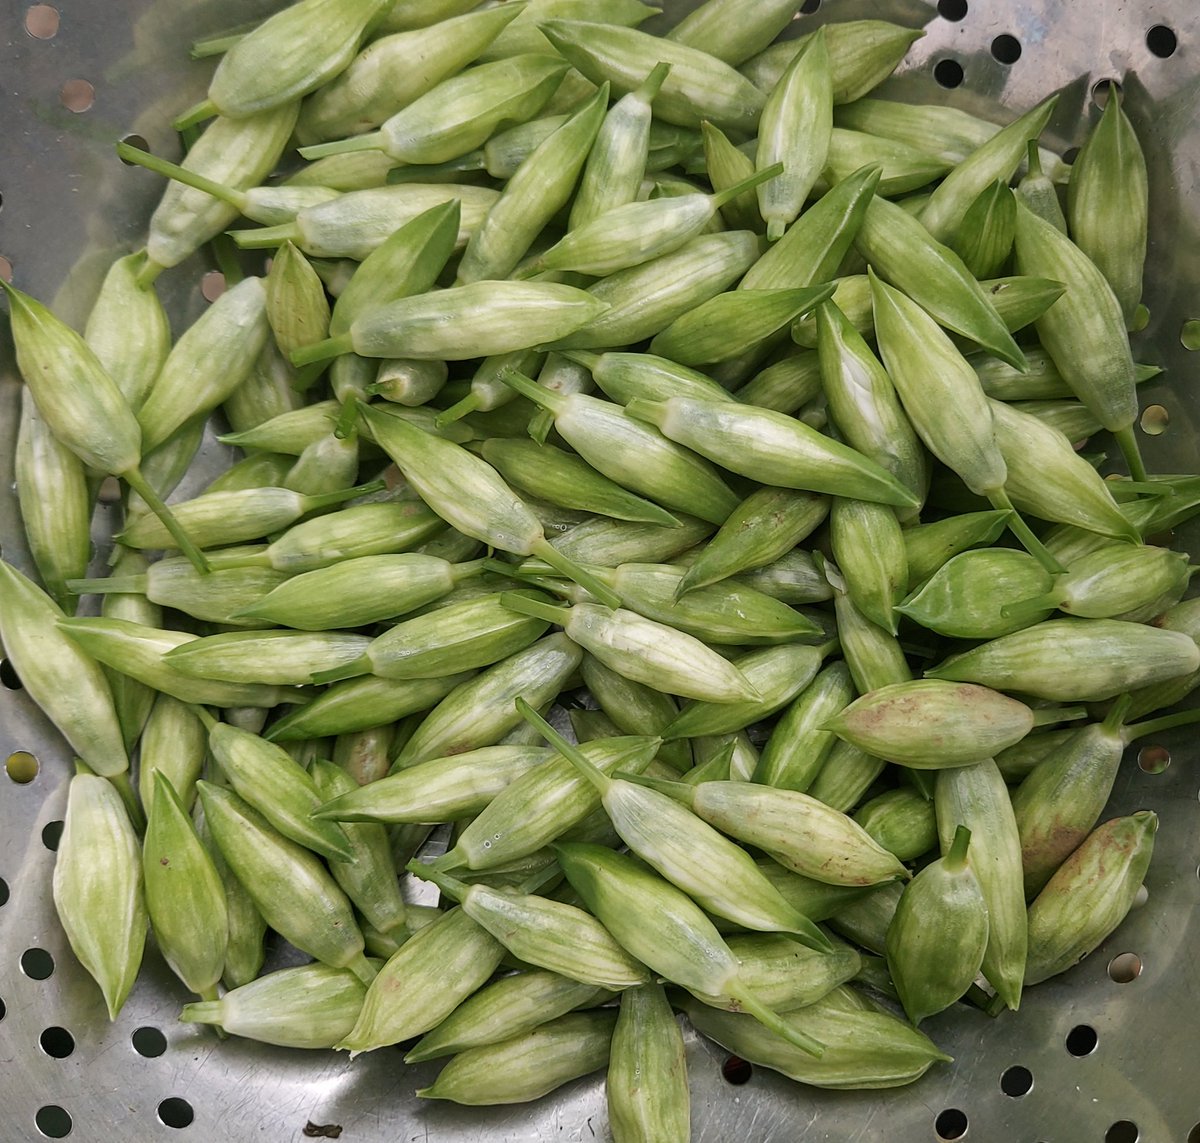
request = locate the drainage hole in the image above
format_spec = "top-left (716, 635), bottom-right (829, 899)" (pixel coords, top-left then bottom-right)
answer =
top-left (7, 750), bottom-right (40, 783)
top-left (21, 947), bottom-right (55, 980)
top-left (59, 79), bottom-right (94, 113)
top-left (935, 1107), bottom-right (969, 1139)
top-left (40, 1026), bottom-right (75, 1058)
top-left (1107, 952), bottom-right (1142, 983)
top-left (1106, 1122), bottom-right (1139, 1143)
top-left (1066, 1023), bottom-right (1098, 1056)
top-left (991, 34), bottom-right (1021, 64)
top-left (158, 1098), bottom-right (195, 1129)
top-left (1139, 405), bottom-right (1169, 436)
top-left (934, 59), bottom-right (965, 88)
top-left (117, 134), bottom-right (150, 163)
top-left (200, 270), bottom-right (226, 302)
top-left (1146, 25), bottom-right (1177, 58)
top-left (25, 5), bottom-right (60, 38)
top-left (1091, 78), bottom-right (1122, 108)
top-left (1136, 744), bottom-right (1170, 773)
top-left (133, 1026), bottom-right (168, 1057)
top-left (42, 820), bottom-right (65, 851)
top-left (1000, 1064), bottom-right (1033, 1096)
top-left (721, 1055), bottom-right (753, 1085)
top-left (35, 1106), bottom-right (72, 1138)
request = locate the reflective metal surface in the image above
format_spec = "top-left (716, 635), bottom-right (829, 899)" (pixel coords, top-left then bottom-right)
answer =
top-left (2, 1), bottom-right (1199, 1140)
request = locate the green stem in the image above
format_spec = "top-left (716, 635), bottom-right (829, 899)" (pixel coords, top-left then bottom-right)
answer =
top-left (405, 858), bottom-right (468, 902)
top-left (108, 771), bottom-right (145, 833)
top-left (515, 697), bottom-right (610, 795)
top-left (497, 368), bottom-right (563, 414)
top-left (179, 1000), bottom-right (222, 1025)
top-left (1029, 705), bottom-right (1088, 727)
top-left (634, 60), bottom-right (672, 102)
top-left (1025, 139), bottom-right (1043, 178)
top-left (115, 140), bottom-right (245, 209)
top-left (498, 591), bottom-right (571, 626)
top-left (334, 396), bottom-right (360, 440)
top-left (298, 132), bottom-right (386, 161)
top-left (1115, 425), bottom-right (1149, 483)
top-left (710, 161), bottom-right (784, 211)
top-left (729, 985), bottom-right (825, 1058)
top-left (227, 223), bottom-right (299, 251)
top-left (433, 391), bottom-right (481, 429)
top-left (987, 488), bottom-right (1064, 575)
top-left (615, 769), bottom-right (695, 804)
top-left (291, 332), bottom-right (355, 367)
top-left (1102, 693), bottom-right (1133, 734)
top-left (122, 466), bottom-right (210, 574)
top-left (528, 539), bottom-right (622, 609)
top-left (172, 98), bottom-right (218, 133)
top-left (1124, 704), bottom-right (1200, 742)
top-left (450, 558), bottom-right (488, 583)
top-left (191, 706), bottom-right (218, 734)
top-left (310, 655), bottom-right (371, 686)
top-left (998, 592), bottom-right (1059, 621)
top-left (65, 575), bottom-right (146, 595)
top-left (944, 824), bottom-right (972, 872)
top-left (302, 478), bottom-right (386, 513)
top-left (190, 29), bottom-right (248, 58)
top-left (346, 952), bottom-right (378, 987)
top-left (527, 407), bottom-right (555, 445)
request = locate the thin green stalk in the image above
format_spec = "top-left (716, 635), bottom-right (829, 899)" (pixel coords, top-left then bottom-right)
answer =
top-left (172, 98), bottom-right (218, 133)
top-left (123, 467), bottom-right (210, 574)
top-left (1124, 704), bottom-right (1200, 741)
top-left (1029, 705), bottom-right (1088, 727)
top-left (1115, 426), bottom-right (1149, 483)
top-left (299, 133), bottom-right (386, 161)
top-left (515, 697), bottom-right (610, 796)
top-left (527, 540), bottom-right (622, 610)
top-left (944, 824), bottom-right (972, 872)
top-left (988, 488), bottom-right (1065, 575)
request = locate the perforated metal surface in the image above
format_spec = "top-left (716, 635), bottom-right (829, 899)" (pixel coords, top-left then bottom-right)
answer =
top-left (2, 1), bottom-right (1199, 1140)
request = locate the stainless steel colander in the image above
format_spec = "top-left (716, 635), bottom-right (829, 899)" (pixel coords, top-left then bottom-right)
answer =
top-left (2, 1), bottom-right (1198, 1139)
